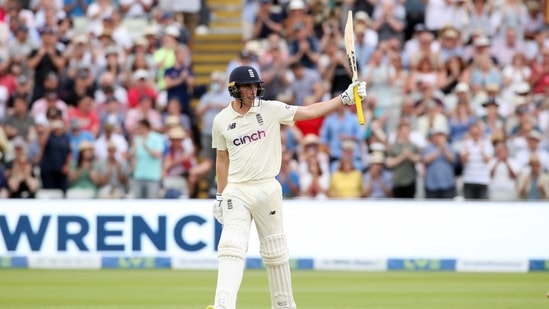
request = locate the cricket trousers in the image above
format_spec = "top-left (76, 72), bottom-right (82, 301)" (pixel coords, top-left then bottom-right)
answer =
top-left (213, 177), bottom-right (297, 309)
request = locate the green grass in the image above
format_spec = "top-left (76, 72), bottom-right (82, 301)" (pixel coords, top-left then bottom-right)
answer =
top-left (0, 270), bottom-right (548, 308)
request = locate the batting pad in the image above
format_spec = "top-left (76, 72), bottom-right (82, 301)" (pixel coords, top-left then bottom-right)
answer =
top-left (260, 234), bottom-right (296, 309)
top-left (218, 224), bottom-right (248, 259)
top-left (214, 225), bottom-right (249, 309)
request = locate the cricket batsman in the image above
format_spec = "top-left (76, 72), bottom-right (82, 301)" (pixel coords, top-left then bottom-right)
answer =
top-left (207, 65), bottom-right (366, 309)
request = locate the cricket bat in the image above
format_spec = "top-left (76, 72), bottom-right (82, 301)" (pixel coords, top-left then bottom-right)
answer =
top-left (344, 10), bottom-right (365, 126)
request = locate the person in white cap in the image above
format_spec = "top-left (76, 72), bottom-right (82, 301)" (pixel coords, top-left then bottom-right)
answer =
top-left (515, 130), bottom-right (549, 172)
top-left (283, 0), bottom-right (313, 42)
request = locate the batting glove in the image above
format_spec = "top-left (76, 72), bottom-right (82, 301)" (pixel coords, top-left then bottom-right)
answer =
top-left (213, 194), bottom-right (223, 224)
top-left (340, 81), bottom-right (367, 105)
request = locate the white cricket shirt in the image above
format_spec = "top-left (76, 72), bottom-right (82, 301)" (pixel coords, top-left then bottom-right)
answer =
top-left (212, 99), bottom-right (298, 183)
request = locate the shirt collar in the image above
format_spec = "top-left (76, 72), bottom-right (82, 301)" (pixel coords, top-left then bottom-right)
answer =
top-left (228, 100), bottom-right (259, 118)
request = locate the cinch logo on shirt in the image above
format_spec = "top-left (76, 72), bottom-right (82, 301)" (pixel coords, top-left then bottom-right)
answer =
top-left (233, 130), bottom-right (266, 146)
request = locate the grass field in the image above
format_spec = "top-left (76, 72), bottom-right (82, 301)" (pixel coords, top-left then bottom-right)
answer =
top-left (0, 270), bottom-right (548, 309)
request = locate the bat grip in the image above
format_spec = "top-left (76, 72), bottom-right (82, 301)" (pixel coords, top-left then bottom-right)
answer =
top-left (353, 86), bottom-right (365, 125)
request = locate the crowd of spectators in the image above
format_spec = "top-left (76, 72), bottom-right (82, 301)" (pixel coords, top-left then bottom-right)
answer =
top-left (241, 0), bottom-right (549, 201)
top-left (0, 0), bottom-right (548, 201)
top-left (0, 0), bottom-right (212, 199)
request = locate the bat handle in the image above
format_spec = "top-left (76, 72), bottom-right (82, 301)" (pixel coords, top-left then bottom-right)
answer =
top-left (353, 85), bottom-right (365, 125)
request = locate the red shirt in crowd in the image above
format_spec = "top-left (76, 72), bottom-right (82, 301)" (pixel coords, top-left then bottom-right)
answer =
top-left (530, 63), bottom-right (549, 94)
top-left (68, 108), bottom-right (100, 135)
top-left (296, 117), bottom-right (325, 137)
top-left (127, 87), bottom-right (157, 109)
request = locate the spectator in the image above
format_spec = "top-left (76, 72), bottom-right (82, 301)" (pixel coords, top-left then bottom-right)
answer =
top-left (253, 0), bottom-right (283, 40)
top-left (517, 154), bottom-right (549, 200)
top-left (4, 95), bottom-right (35, 140)
top-left (299, 156), bottom-right (330, 199)
top-left (163, 126), bottom-right (198, 197)
top-left (8, 24), bottom-right (35, 67)
top-left (95, 72), bottom-right (128, 108)
top-left (492, 27), bottom-right (527, 67)
top-left (319, 104), bottom-right (362, 163)
top-left (63, 0), bottom-right (92, 17)
top-left (69, 95), bottom-right (100, 137)
top-left (525, 29), bottom-right (547, 63)
top-left (195, 70), bottom-right (231, 187)
top-left (407, 26), bottom-right (442, 70)
top-left (125, 95), bottom-right (162, 134)
top-left (62, 67), bottom-right (96, 107)
top-left (530, 47), bottom-right (549, 96)
top-left (440, 55), bottom-right (468, 95)
top-left (119, 0), bottom-right (153, 18)
top-left (502, 52), bottom-right (531, 100)
top-left (467, 0), bottom-right (494, 40)
top-left (6, 138), bottom-right (38, 198)
top-left (129, 119), bottom-right (164, 199)
top-left (95, 45), bottom-right (125, 86)
top-left (362, 152), bottom-right (392, 198)
top-left (386, 120), bottom-right (420, 198)
top-left (277, 148), bottom-right (300, 198)
top-left (468, 54), bottom-right (503, 93)
top-left (406, 55), bottom-right (445, 94)
top-left (460, 122), bottom-right (494, 200)
top-left (164, 46), bottom-right (195, 114)
top-left (361, 48), bottom-right (393, 114)
top-left (162, 99), bottom-right (191, 133)
top-left (260, 42), bottom-right (291, 101)
top-left (3, 136), bottom-right (31, 177)
top-left (63, 35), bottom-right (93, 78)
top-left (283, 0), bottom-right (314, 43)
top-left (31, 90), bottom-right (68, 123)
top-left (27, 27), bottom-right (65, 102)
top-left (153, 25), bottom-right (182, 90)
top-left (479, 98), bottom-right (505, 139)
top-left (288, 22), bottom-right (320, 69)
top-left (371, 0), bottom-right (406, 44)
top-left (86, 0), bottom-right (115, 34)
top-left (328, 148), bottom-right (363, 199)
top-left (494, 0), bottom-right (528, 42)
top-left (415, 84), bottom-right (448, 139)
top-left (448, 99), bottom-right (476, 146)
top-left (95, 141), bottom-right (131, 199)
top-left (489, 139), bottom-right (519, 201)
top-left (68, 140), bottom-right (99, 193)
top-left (318, 38), bottom-right (352, 98)
top-left (523, 1), bottom-right (545, 40)
top-left (94, 122), bottom-right (128, 162)
top-left (127, 69), bottom-right (157, 109)
top-left (38, 119), bottom-right (71, 194)
top-left (515, 130), bottom-right (549, 172)
top-left (288, 61), bottom-right (323, 108)
top-left (353, 23), bottom-right (375, 73)
top-left (422, 127), bottom-right (457, 199)
top-left (67, 118), bottom-right (94, 161)
top-left (9, 76), bottom-right (33, 109)
top-left (98, 96), bottom-right (127, 137)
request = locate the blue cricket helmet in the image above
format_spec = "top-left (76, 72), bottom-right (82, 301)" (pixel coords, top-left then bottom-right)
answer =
top-left (228, 66), bottom-right (264, 99)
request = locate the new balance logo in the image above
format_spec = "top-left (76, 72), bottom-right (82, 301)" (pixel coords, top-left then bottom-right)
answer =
top-left (227, 199), bottom-right (233, 210)
top-left (256, 113), bottom-right (264, 125)
top-left (227, 123), bottom-right (236, 130)
top-left (269, 210), bottom-right (276, 215)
